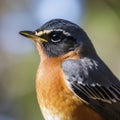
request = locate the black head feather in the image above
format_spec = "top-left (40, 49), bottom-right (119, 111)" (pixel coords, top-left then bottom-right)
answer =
top-left (36, 19), bottom-right (96, 57)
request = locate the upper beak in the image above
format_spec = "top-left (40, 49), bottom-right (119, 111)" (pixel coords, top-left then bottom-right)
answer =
top-left (19, 31), bottom-right (47, 43)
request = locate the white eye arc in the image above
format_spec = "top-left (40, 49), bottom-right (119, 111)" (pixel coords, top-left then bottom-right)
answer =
top-left (50, 32), bottom-right (62, 43)
top-left (51, 39), bottom-right (61, 43)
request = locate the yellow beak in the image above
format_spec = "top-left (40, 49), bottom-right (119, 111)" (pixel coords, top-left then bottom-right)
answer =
top-left (19, 31), bottom-right (48, 43)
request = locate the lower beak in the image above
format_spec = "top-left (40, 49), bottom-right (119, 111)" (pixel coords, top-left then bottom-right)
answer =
top-left (19, 31), bottom-right (47, 43)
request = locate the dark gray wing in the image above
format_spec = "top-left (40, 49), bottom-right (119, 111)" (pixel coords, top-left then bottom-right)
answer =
top-left (62, 57), bottom-right (120, 120)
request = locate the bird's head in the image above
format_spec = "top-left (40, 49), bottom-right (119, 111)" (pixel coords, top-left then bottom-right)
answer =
top-left (19, 19), bottom-right (96, 58)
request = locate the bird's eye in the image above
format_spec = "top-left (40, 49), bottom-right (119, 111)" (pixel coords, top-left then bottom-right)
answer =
top-left (50, 32), bottom-right (62, 42)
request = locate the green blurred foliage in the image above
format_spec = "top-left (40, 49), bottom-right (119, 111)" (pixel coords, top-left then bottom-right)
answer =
top-left (0, 51), bottom-right (44, 120)
top-left (84, 0), bottom-right (120, 78)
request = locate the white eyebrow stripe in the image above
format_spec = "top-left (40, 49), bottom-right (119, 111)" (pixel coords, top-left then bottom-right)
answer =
top-left (55, 29), bottom-right (71, 36)
top-left (35, 29), bottom-right (71, 36)
top-left (35, 30), bottom-right (51, 36)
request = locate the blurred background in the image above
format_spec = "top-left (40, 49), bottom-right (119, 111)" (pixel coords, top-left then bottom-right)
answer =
top-left (0, 0), bottom-right (120, 120)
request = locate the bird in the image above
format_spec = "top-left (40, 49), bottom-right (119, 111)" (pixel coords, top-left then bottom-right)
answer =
top-left (19, 19), bottom-right (120, 120)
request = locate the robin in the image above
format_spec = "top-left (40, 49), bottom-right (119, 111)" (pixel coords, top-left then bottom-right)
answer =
top-left (19, 19), bottom-right (120, 120)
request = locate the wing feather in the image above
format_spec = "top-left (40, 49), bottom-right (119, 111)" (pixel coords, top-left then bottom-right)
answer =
top-left (62, 57), bottom-right (120, 120)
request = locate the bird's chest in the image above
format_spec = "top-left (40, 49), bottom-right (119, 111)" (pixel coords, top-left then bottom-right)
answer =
top-left (36, 60), bottom-right (104, 120)
top-left (36, 61), bottom-right (81, 119)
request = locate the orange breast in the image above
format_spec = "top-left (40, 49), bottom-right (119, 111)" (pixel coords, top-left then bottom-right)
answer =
top-left (36, 56), bottom-right (104, 120)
